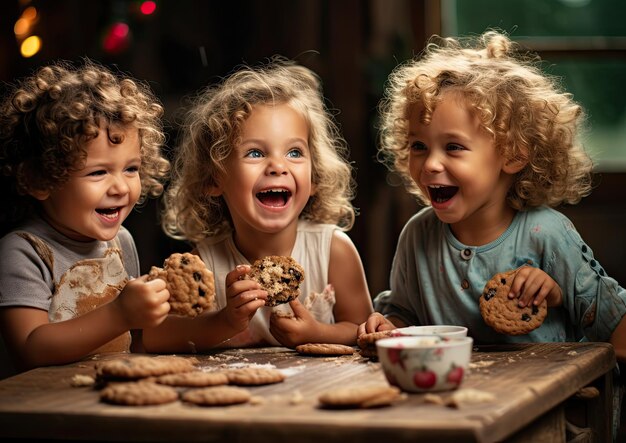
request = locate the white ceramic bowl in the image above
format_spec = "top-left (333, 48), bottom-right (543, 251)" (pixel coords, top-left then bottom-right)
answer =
top-left (394, 325), bottom-right (468, 338)
top-left (377, 335), bottom-right (473, 393)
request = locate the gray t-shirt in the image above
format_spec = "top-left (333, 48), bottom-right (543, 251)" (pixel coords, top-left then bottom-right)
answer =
top-left (0, 215), bottom-right (139, 310)
top-left (375, 206), bottom-right (626, 344)
top-left (0, 215), bottom-right (139, 378)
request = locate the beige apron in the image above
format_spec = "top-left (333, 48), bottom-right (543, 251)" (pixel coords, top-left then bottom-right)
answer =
top-left (18, 233), bottom-right (131, 355)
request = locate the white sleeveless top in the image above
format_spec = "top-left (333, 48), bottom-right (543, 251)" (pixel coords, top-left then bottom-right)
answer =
top-left (196, 220), bottom-right (337, 346)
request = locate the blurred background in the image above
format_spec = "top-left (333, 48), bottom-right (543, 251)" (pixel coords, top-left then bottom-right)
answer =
top-left (1, 0), bottom-right (625, 296)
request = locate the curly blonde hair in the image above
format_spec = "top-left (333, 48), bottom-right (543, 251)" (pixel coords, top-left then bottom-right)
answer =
top-left (0, 59), bottom-right (169, 232)
top-left (162, 58), bottom-right (355, 242)
top-left (378, 30), bottom-right (593, 209)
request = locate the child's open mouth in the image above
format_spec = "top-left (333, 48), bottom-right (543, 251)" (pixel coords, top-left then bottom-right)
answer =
top-left (96, 207), bottom-right (122, 220)
top-left (428, 185), bottom-right (458, 203)
top-left (256, 189), bottom-right (291, 207)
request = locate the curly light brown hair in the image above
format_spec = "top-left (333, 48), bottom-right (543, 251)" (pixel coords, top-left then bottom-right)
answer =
top-left (378, 30), bottom-right (593, 209)
top-left (162, 57), bottom-right (355, 242)
top-left (0, 59), bottom-right (169, 233)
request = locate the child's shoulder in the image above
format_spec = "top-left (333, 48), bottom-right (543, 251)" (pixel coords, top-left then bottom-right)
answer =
top-left (404, 206), bottom-right (440, 230)
top-left (517, 206), bottom-right (584, 246)
top-left (518, 206), bottom-right (576, 231)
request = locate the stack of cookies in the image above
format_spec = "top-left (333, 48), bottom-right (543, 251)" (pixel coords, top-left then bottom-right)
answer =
top-left (94, 355), bottom-right (285, 407)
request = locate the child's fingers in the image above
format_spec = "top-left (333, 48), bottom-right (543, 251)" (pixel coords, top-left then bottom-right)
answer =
top-left (287, 299), bottom-right (307, 318)
top-left (232, 290), bottom-right (267, 309)
top-left (225, 264), bottom-right (251, 287)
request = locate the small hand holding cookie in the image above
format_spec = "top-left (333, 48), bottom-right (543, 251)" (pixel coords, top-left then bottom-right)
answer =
top-left (508, 266), bottom-right (563, 308)
top-left (115, 275), bottom-right (171, 329)
top-left (357, 312), bottom-right (397, 337)
top-left (222, 265), bottom-right (268, 333)
top-left (269, 299), bottom-right (321, 347)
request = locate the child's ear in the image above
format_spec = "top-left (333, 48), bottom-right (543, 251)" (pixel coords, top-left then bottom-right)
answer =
top-left (206, 185), bottom-right (222, 197)
top-left (503, 150), bottom-right (528, 174)
top-left (28, 188), bottom-right (50, 201)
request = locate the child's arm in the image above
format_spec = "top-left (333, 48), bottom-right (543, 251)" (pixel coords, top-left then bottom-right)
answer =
top-left (0, 277), bottom-right (169, 371)
top-left (142, 265), bottom-right (268, 353)
top-left (508, 266), bottom-right (563, 308)
top-left (269, 230), bottom-right (373, 346)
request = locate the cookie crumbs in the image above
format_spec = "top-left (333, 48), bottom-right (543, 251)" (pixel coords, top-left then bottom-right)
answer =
top-left (446, 389), bottom-right (496, 408)
top-left (567, 350), bottom-right (578, 356)
top-left (469, 360), bottom-right (495, 369)
top-left (249, 396), bottom-right (265, 405)
top-left (289, 390), bottom-right (304, 405)
top-left (70, 374), bottom-right (96, 387)
top-left (423, 393), bottom-right (445, 405)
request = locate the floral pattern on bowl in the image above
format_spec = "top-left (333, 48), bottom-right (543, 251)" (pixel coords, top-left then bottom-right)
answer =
top-left (377, 336), bottom-right (473, 393)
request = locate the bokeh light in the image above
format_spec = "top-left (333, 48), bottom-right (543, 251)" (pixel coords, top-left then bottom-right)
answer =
top-left (20, 35), bottom-right (41, 57)
top-left (140, 1), bottom-right (156, 15)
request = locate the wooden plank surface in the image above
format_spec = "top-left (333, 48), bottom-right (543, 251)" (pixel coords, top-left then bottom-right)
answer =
top-left (0, 342), bottom-right (616, 443)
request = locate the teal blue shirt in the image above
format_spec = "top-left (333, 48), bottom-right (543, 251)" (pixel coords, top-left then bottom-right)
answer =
top-left (375, 206), bottom-right (626, 344)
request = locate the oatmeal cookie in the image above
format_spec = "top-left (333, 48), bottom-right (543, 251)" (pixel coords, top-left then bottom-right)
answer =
top-left (244, 256), bottom-right (304, 306)
top-left (356, 329), bottom-right (398, 359)
top-left (100, 381), bottom-right (179, 406)
top-left (295, 343), bottom-right (355, 356)
top-left (479, 269), bottom-right (548, 335)
top-left (318, 385), bottom-right (402, 409)
top-left (95, 355), bottom-right (198, 380)
top-left (181, 386), bottom-right (251, 406)
top-left (155, 371), bottom-right (229, 387)
top-left (226, 367), bottom-right (286, 386)
top-left (148, 252), bottom-right (216, 317)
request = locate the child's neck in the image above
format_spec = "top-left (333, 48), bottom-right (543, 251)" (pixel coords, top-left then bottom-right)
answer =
top-left (450, 205), bottom-right (517, 247)
top-left (232, 224), bottom-right (298, 263)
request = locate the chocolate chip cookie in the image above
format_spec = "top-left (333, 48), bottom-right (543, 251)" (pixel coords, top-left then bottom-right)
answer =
top-left (479, 269), bottom-right (548, 335)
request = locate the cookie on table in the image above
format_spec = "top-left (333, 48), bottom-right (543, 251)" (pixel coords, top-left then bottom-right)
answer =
top-left (226, 367), bottom-right (286, 386)
top-left (295, 343), bottom-right (355, 356)
top-left (479, 269), bottom-right (548, 335)
top-left (244, 256), bottom-right (304, 306)
top-left (318, 385), bottom-right (402, 409)
top-left (182, 386), bottom-right (251, 406)
top-left (100, 381), bottom-right (179, 406)
top-left (155, 371), bottom-right (229, 387)
top-left (96, 355), bottom-right (198, 380)
top-left (356, 329), bottom-right (398, 359)
top-left (148, 252), bottom-right (216, 317)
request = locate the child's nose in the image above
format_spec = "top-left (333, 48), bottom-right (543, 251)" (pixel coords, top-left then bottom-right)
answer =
top-left (266, 157), bottom-right (288, 176)
top-left (108, 174), bottom-right (131, 194)
top-left (423, 151), bottom-right (444, 173)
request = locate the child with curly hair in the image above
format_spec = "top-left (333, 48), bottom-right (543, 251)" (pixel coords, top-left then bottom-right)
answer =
top-left (0, 60), bottom-right (171, 377)
top-left (359, 30), bottom-right (626, 359)
top-left (142, 58), bottom-right (372, 352)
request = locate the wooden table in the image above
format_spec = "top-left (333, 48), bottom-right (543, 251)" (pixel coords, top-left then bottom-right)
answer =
top-left (0, 342), bottom-right (616, 443)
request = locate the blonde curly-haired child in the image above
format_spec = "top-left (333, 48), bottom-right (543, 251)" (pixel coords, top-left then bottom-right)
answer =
top-left (143, 58), bottom-right (372, 352)
top-left (359, 31), bottom-right (626, 361)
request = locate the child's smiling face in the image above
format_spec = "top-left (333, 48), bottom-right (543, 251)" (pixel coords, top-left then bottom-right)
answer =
top-left (407, 91), bottom-right (517, 236)
top-left (214, 103), bottom-right (314, 237)
top-left (34, 124), bottom-right (142, 242)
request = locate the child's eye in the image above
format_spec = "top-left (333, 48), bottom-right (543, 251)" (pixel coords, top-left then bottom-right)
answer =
top-left (410, 141), bottom-right (426, 151)
top-left (88, 170), bottom-right (106, 177)
top-left (125, 166), bottom-right (140, 174)
top-left (287, 148), bottom-right (303, 158)
top-left (446, 143), bottom-right (465, 152)
top-left (245, 149), bottom-right (263, 159)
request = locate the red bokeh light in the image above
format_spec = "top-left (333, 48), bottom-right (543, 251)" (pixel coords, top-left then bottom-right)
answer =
top-left (140, 1), bottom-right (157, 15)
top-left (103, 22), bottom-right (130, 54)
